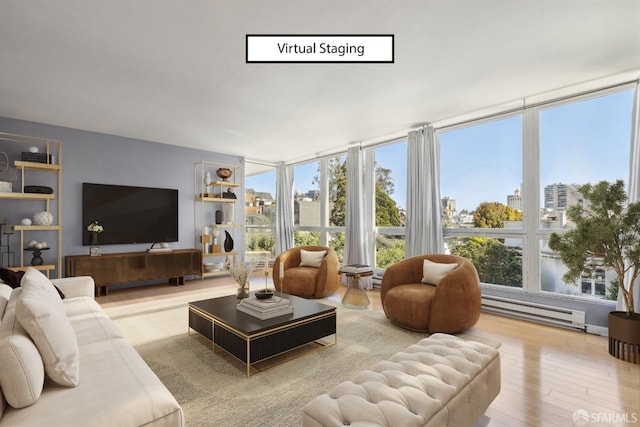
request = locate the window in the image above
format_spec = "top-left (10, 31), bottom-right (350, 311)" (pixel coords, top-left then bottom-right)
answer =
top-left (293, 161), bottom-right (321, 227)
top-left (440, 116), bottom-right (523, 229)
top-left (373, 140), bottom-right (407, 268)
top-left (439, 115), bottom-right (524, 289)
top-left (245, 165), bottom-right (276, 258)
top-left (538, 89), bottom-right (634, 301)
top-left (438, 86), bottom-right (635, 302)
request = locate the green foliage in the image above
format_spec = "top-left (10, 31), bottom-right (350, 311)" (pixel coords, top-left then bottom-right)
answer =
top-left (376, 186), bottom-right (402, 226)
top-left (607, 279), bottom-right (619, 302)
top-left (316, 157), bottom-right (402, 228)
top-left (328, 232), bottom-right (345, 262)
top-left (294, 231), bottom-right (320, 246)
top-left (327, 157), bottom-right (347, 226)
top-left (473, 202), bottom-right (523, 228)
top-left (375, 235), bottom-right (405, 269)
top-left (375, 166), bottom-right (395, 195)
top-left (245, 233), bottom-right (275, 253)
top-left (451, 237), bottom-right (522, 287)
top-left (548, 180), bottom-right (640, 314)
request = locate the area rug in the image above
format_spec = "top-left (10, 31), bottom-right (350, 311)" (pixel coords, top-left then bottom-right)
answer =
top-left (126, 296), bottom-right (499, 427)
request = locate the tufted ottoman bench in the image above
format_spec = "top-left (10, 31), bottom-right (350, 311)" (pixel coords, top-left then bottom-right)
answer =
top-left (302, 333), bottom-right (500, 427)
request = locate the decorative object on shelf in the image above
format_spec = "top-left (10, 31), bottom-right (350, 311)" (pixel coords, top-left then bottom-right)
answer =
top-left (215, 210), bottom-right (223, 224)
top-left (24, 185), bottom-right (54, 194)
top-left (204, 171), bottom-right (212, 194)
top-left (0, 151), bottom-right (17, 193)
top-left (216, 167), bottom-right (232, 181)
top-left (224, 230), bottom-right (234, 252)
top-left (201, 226), bottom-right (211, 254)
top-left (87, 220), bottom-right (104, 257)
top-left (28, 146), bottom-right (39, 153)
top-left (222, 188), bottom-right (237, 199)
top-left (21, 218), bottom-right (32, 226)
top-left (32, 211), bottom-right (53, 225)
top-left (204, 261), bottom-right (224, 272)
top-left (228, 260), bottom-right (258, 299)
top-left (20, 151), bottom-right (54, 164)
top-left (25, 247), bottom-right (49, 266)
top-left (223, 203), bottom-right (234, 224)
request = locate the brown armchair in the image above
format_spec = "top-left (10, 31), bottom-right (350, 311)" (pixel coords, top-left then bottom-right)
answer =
top-left (273, 246), bottom-right (340, 299)
top-left (381, 254), bottom-right (481, 333)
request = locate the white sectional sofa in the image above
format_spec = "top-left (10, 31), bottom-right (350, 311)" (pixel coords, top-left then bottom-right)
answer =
top-left (0, 267), bottom-right (184, 427)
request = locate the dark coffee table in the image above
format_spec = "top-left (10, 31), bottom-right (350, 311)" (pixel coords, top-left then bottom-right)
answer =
top-left (188, 293), bottom-right (337, 376)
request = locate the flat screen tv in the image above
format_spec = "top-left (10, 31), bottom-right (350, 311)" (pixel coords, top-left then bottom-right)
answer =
top-left (82, 183), bottom-right (179, 245)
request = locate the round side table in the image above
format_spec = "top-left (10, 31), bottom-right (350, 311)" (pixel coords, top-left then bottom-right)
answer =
top-left (340, 270), bottom-right (373, 309)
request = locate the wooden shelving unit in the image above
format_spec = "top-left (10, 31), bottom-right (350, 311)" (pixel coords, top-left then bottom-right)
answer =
top-left (194, 161), bottom-right (243, 278)
top-left (0, 132), bottom-right (62, 277)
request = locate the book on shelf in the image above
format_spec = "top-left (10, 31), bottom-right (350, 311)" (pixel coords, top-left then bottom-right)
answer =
top-left (341, 264), bottom-right (372, 274)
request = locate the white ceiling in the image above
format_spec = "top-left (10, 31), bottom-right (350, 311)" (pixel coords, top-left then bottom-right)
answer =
top-left (1, 1), bottom-right (639, 171)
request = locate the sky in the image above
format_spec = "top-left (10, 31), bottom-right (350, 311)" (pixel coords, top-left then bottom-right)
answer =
top-left (246, 88), bottom-right (635, 213)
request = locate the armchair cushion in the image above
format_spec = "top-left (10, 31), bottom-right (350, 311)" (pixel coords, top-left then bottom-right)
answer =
top-left (299, 249), bottom-right (327, 268)
top-left (421, 259), bottom-right (459, 285)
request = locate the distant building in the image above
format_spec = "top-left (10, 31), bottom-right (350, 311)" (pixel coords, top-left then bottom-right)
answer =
top-left (507, 189), bottom-right (523, 212)
top-left (441, 197), bottom-right (456, 222)
top-left (544, 183), bottom-right (582, 210)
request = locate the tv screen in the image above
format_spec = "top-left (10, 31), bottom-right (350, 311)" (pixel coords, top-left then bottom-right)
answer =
top-left (82, 183), bottom-right (179, 245)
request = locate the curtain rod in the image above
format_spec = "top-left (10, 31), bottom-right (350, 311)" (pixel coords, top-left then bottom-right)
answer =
top-left (434, 78), bottom-right (639, 133)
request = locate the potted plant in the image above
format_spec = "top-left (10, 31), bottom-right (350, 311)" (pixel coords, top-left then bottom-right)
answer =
top-left (549, 180), bottom-right (640, 363)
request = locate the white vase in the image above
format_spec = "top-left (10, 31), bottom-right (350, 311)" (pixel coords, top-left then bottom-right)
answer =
top-left (223, 203), bottom-right (234, 224)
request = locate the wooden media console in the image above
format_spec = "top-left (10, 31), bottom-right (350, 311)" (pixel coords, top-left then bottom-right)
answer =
top-left (65, 249), bottom-right (201, 296)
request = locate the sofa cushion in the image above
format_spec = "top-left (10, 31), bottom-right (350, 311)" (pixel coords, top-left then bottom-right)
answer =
top-left (0, 267), bottom-right (65, 299)
top-left (299, 249), bottom-right (326, 268)
top-left (15, 268), bottom-right (79, 387)
top-left (0, 288), bottom-right (45, 408)
top-left (421, 259), bottom-right (459, 285)
top-left (0, 283), bottom-right (13, 317)
top-left (0, 267), bottom-right (24, 288)
top-left (0, 337), bottom-right (184, 427)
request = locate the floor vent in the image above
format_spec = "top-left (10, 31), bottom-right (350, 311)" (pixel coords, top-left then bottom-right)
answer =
top-left (481, 295), bottom-right (586, 331)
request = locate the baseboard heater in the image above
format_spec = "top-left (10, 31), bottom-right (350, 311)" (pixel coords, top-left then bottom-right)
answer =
top-left (481, 295), bottom-right (586, 331)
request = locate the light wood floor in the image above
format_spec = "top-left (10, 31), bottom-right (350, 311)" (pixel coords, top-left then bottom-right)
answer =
top-left (99, 277), bottom-right (640, 427)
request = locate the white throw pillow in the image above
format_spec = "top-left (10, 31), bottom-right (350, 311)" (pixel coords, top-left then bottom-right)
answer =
top-left (0, 288), bottom-right (45, 408)
top-left (421, 259), bottom-right (459, 285)
top-left (15, 268), bottom-right (79, 387)
top-left (299, 250), bottom-right (327, 268)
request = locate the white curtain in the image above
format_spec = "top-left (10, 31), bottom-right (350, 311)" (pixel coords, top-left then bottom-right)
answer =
top-left (405, 125), bottom-right (444, 258)
top-left (344, 146), bottom-right (373, 288)
top-left (275, 162), bottom-right (294, 254)
top-left (620, 83), bottom-right (640, 313)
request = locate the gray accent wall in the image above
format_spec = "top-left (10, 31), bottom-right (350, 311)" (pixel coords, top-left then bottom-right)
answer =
top-left (0, 116), bottom-right (243, 281)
